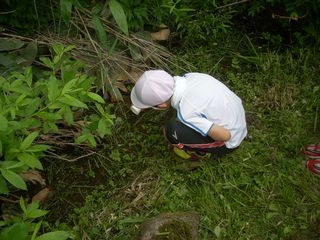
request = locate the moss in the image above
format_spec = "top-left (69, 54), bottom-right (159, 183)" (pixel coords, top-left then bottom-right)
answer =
top-left (155, 220), bottom-right (192, 240)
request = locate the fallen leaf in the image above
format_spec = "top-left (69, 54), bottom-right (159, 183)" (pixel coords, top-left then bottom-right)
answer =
top-left (32, 187), bottom-right (54, 203)
top-left (151, 24), bottom-right (170, 41)
top-left (19, 170), bottom-right (46, 186)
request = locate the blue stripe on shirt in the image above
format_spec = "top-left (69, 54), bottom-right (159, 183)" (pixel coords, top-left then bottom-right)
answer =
top-left (177, 106), bottom-right (207, 136)
top-left (206, 122), bottom-right (215, 135)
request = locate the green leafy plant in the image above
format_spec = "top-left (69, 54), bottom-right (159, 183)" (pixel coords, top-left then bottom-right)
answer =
top-left (108, 0), bottom-right (129, 35)
top-left (117, 0), bottom-right (149, 32)
top-left (0, 0), bottom-right (53, 32)
top-left (0, 198), bottom-right (70, 240)
top-left (158, 0), bottom-right (234, 48)
top-left (0, 38), bottom-right (38, 72)
top-left (0, 43), bottom-right (115, 193)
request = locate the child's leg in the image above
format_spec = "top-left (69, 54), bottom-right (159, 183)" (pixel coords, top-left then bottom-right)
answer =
top-left (164, 120), bottom-right (235, 155)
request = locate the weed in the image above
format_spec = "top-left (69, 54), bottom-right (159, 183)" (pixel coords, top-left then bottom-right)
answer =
top-left (60, 43), bottom-right (320, 240)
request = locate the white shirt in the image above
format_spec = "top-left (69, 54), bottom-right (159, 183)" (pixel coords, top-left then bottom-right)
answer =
top-left (171, 73), bottom-right (247, 149)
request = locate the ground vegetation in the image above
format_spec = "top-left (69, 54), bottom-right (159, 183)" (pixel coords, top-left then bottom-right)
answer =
top-left (0, 0), bottom-right (319, 239)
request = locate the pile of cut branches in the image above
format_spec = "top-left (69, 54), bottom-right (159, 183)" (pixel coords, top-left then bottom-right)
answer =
top-left (2, 6), bottom-right (191, 102)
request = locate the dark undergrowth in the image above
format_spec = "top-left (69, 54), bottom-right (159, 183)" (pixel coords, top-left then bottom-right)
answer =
top-left (42, 41), bottom-right (320, 239)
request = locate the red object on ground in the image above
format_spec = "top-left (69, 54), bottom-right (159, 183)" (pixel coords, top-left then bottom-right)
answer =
top-left (301, 144), bottom-right (320, 175)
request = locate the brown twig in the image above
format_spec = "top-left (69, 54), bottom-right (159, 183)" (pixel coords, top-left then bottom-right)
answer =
top-left (272, 13), bottom-right (308, 21)
top-left (215, 0), bottom-right (250, 10)
top-left (0, 33), bottom-right (46, 44)
top-left (46, 150), bottom-right (96, 162)
top-left (0, 10), bottom-right (16, 15)
top-left (0, 196), bottom-right (19, 203)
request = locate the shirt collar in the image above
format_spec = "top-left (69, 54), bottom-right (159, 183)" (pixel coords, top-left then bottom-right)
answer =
top-left (171, 76), bottom-right (187, 109)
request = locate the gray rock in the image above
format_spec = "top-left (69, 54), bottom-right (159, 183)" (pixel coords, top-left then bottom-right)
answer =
top-left (137, 212), bottom-right (199, 240)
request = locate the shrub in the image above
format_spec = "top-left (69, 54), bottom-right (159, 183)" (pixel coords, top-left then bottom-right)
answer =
top-left (0, 198), bottom-right (70, 240)
top-left (0, 43), bottom-right (115, 193)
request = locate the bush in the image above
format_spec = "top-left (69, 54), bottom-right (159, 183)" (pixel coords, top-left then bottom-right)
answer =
top-left (0, 0), bottom-right (54, 33)
top-left (0, 198), bottom-right (70, 240)
top-left (0, 44), bottom-right (115, 193)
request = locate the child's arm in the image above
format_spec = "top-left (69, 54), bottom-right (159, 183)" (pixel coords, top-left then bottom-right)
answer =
top-left (208, 124), bottom-right (231, 142)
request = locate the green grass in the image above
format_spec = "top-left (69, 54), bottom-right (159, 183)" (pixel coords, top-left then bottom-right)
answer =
top-left (46, 46), bottom-right (320, 239)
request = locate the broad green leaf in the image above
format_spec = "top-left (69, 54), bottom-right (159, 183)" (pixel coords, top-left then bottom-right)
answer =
top-left (10, 108), bottom-right (16, 120)
top-left (0, 169), bottom-right (27, 190)
top-left (27, 201), bottom-right (40, 212)
top-left (0, 38), bottom-right (24, 51)
top-left (0, 222), bottom-right (29, 240)
top-left (20, 197), bottom-right (27, 214)
top-left (97, 119), bottom-right (108, 137)
top-left (64, 45), bottom-right (75, 53)
top-left (31, 221), bottom-right (42, 240)
top-left (92, 14), bottom-right (109, 49)
top-left (48, 122), bottom-right (59, 133)
top-left (61, 79), bottom-right (77, 95)
top-left (26, 209), bottom-right (48, 219)
top-left (0, 52), bottom-right (17, 67)
top-left (0, 175), bottom-right (8, 194)
top-left (95, 103), bottom-right (106, 117)
top-left (53, 44), bottom-right (64, 56)
top-left (60, 0), bottom-right (73, 23)
top-left (27, 145), bottom-right (51, 153)
top-left (78, 75), bottom-right (92, 89)
top-left (87, 92), bottom-right (105, 103)
top-left (21, 99), bottom-right (42, 116)
top-left (20, 132), bottom-right (39, 150)
top-left (89, 113), bottom-right (100, 122)
top-left (48, 76), bottom-right (60, 102)
top-left (87, 134), bottom-right (97, 147)
top-left (75, 134), bottom-right (87, 144)
top-left (48, 102), bottom-right (63, 110)
top-left (42, 122), bottom-right (51, 134)
top-left (53, 55), bottom-right (62, 65)
top-left (18, 42), bottom-right (38, 67)
top-left (15, 94), bottom-right (27, 104)
top-left (62, 106), bottom-right (73, 125)
top-left (35, 231), bottom-right (70, 240)
top-left (0, 140), bottom-right (2, 156)
top-left (7, 147), bottom-right (20, 154)
top-left (10, 80), bottom-right (31, 95)
top-left (11, 71), bottom-right (24, 80)
top-left (24, 67), bottom-right (33, 86)
top-left (40, 57), bottom-right (54, 69)
top-left (95, 103), bottom-right (114, 121)
top-left (12, 118), bottom-right (41, 131)
top-left (58, 94), bottom-right (87, 108)
top-left (109, 0), bottom-right (128, 35)
top-left (61, 66), bottom-right (77, 82)
top-left (37, 112), bottom-right (62, 121)
top-left (17, 153), bottom-right (43, 170)
top-left (0, 114), bottom-right (8, 131)
top-left (2, 161), bottom-right (25, 170)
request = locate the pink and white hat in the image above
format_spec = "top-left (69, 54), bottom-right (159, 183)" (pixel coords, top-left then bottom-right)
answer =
top-left (130, 70), bottom-right (174, 109)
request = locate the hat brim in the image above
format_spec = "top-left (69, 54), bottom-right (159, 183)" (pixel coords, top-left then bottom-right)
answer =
top-left (130, 86), bottom-right (152, 109)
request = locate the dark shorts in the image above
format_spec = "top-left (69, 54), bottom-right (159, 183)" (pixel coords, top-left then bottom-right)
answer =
top-left (164, 120), bottom-right (235, 155)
